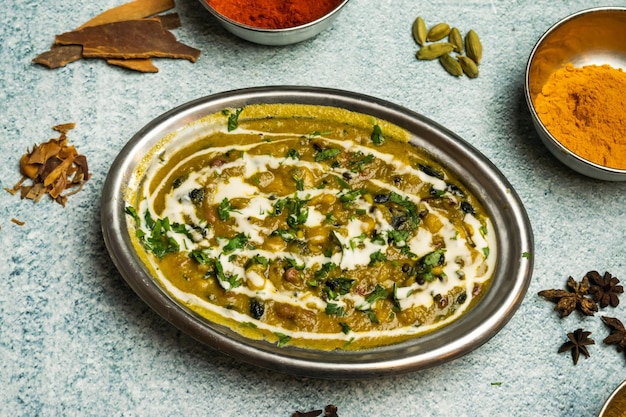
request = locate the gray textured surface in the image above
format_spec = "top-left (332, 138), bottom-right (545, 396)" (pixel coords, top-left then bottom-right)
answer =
top-left (1, 0), bottom-right (625, 416)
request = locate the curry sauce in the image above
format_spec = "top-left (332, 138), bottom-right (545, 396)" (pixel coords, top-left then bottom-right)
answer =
top-left (126, 104), bottom-right (496, 350)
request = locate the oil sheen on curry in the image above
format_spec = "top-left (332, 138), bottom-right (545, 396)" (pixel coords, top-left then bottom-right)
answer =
top-left (126, 104), bottom-right (496, 350)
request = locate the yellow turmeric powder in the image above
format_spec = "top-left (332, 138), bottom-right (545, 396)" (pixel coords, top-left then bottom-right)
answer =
top-left (534, 64), bottom-right (626, 170)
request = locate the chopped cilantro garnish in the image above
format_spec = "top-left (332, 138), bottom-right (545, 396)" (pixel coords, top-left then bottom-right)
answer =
top-left (415, 250), bottom-right (446, 283)
top-left (369, 250), bottom-right (387, 266)
top-left (314, 147), bottom-right (341, 162)
top-left (215, 259), bottom-right (242, 291)
top-left (339, 188), bottom-right (365, 203)
top-left (364, 284), bottom-right (389, 305)
top-left (189, 249), bottom-right (212, 265)
top-left (315, 262), bottom-right (337, 279)
top-left (325, 303), bottom-right (345, 317)
top-left (387, 229), bottom-right (410, 247)
top-left (249, 254), bottom-right (269, 266)
top-left (339, 322), bottom-right (351, 334)
top-left (388, 192), bottom-right (419, 230)
top-left (222, 233), bottom-right (248, 254)
top-left (271, 229), bottom-right (297, 242)
top-left (362, 309), bottom-right (379, 323)
top-left (482, 247), bottom-right (490, 259)
top-left (226, 107), bottom-right (243, 131)
top-left (350, 153), bottom-right (375, 173)
top-left (218, 198), bottom-right (239, 221)
top-left (285, 257), bottom-right (306, 271)
top-left (371, 124), bottom-right (385, 146)
top-left (325, 277), bottom-right (355, 298)
top-left (286, 149), bottom-right (301, 159)
top-left (333, 175), bottom-right (350, 190)
top-left (146, 216), bottom-right (180, 258)
top-left (274, 332), bottom-right (291, 347)
top-left (125, 206), bottom-right (140, 224)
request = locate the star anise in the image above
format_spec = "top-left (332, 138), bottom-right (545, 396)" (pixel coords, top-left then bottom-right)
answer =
top-left (292, 405), bottom-right (339, 417)
top-left (538, 276), bottom-right (598, 317)
top-left (587, 271), bottom-right (623, 308)
top-left (601, 316), bottom-right (626, 361)
top-left (558, 328), bottom-right (595, 365)
top-left (292, 410), bottom-right (322, 417)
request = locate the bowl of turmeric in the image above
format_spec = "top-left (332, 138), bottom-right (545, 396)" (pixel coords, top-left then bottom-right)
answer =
top-left (525, 7), bottom-right (626, 181)
top-left (199, 0), bottom-right (350, 46)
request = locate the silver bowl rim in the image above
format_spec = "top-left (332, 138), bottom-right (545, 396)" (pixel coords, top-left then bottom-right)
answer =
top-left (199, 0), bottom-right (351, 33)
top-left (523, 6), bottom-right (626, 179)
top-left (101, 86), bottom-right (534, 379)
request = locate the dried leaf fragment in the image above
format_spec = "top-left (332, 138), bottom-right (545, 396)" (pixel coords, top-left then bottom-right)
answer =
top-left (538, 276), bottom-right (598, 317)
top-left (558, 328), bottom-right (594, 365)
top-left (56, 19), bottom-right (200, 62)
top-left (4, 123), bottom-right (91, 206)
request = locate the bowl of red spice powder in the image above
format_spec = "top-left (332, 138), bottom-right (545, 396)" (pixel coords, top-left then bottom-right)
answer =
top-left (525, 7), bottom-right (626, 181)
top-left (200, 0), bottom-right (350, 46)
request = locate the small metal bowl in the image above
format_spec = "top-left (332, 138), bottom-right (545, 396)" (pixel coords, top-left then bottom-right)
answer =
top-left (598, 380), bottom-right (626, 417)
top-left (198, 0), bottom-right (350, 46)
top-left (524, 7), bottom-right (626, 181)
top-left (101, 87), bottom-right (533, 379)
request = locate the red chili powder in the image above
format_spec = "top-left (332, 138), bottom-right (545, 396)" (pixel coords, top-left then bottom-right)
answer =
top-left (207, 0), bottom-right (343, 29)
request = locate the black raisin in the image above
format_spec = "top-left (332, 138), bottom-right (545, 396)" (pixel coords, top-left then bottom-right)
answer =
top-left (460, 201), bottom-right (475, 215)
top-left (250, 299), bottom-right (264, 319)
top-left (374, 193), bottom-right (389, 203)
top-left (419, 164), bottom-right (444, 180)
top-left (189, 188), bottom-right (205, 205)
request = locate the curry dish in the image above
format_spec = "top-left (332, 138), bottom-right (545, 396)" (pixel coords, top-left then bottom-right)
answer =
top-left (125, 103), bottom-right (496, 350)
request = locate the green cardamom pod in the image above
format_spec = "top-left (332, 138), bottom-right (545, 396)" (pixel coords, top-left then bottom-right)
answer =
top-left (465, 29), bottom-right (482, 65)
top-left (412, 16), bottom-right (427, 46)
top-left (426, 23), bottom-right (451, 42)
top-left (449, 27), bottom-right (463, 53)
top-left (416, 43), bottom-right (455, 60)
top-left (458, 56), bottom-right (479, 78)
top-left (439, 54), bottom-right (463, 77)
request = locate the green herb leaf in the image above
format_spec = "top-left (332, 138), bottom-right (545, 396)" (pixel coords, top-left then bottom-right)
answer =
top-left (364, 284), bottom-right (389, 304)
top-left (369, 250), bottom-right (387, 266)
top-left (325, 277), bottom-right (355, 297)
top-left (125, 206), bottom-right (140, 223)
top-left (271, 229), bottom-right (297, 242)
top-left (314, 147), bottom-right (341, 162)
top-left (286, 149), bottom-right (301, 159)
top-left (218, 198), bottom-right (233, 221)
top-left (339, 322), bottom-right (351, 334)
top-left (222, 233), bottom-right (248, 254)
top-left (371, 124), bottom-right (385, 146)
top-left (274, 332), bottom-right (291, 347)
top-left (227, 107), bottom-right (243, 131)
top-left (325, 303), bottom-right (345, 317)
top-left (189, 249), bottom-right (212, 265)
top-left (215, 259), bottom-right (242, 291)
top-left (362, 309), bottom-right (379, 323)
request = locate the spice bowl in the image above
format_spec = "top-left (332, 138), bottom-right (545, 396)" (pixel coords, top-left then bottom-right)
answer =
top-left (198, 0), bottom-right (351, 46)
top-left (524, 7), bottom-right (626, 181)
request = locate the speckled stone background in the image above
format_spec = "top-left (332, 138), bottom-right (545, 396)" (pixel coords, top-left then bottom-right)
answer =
top-left (1, 0), bottom-right (626, 416)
